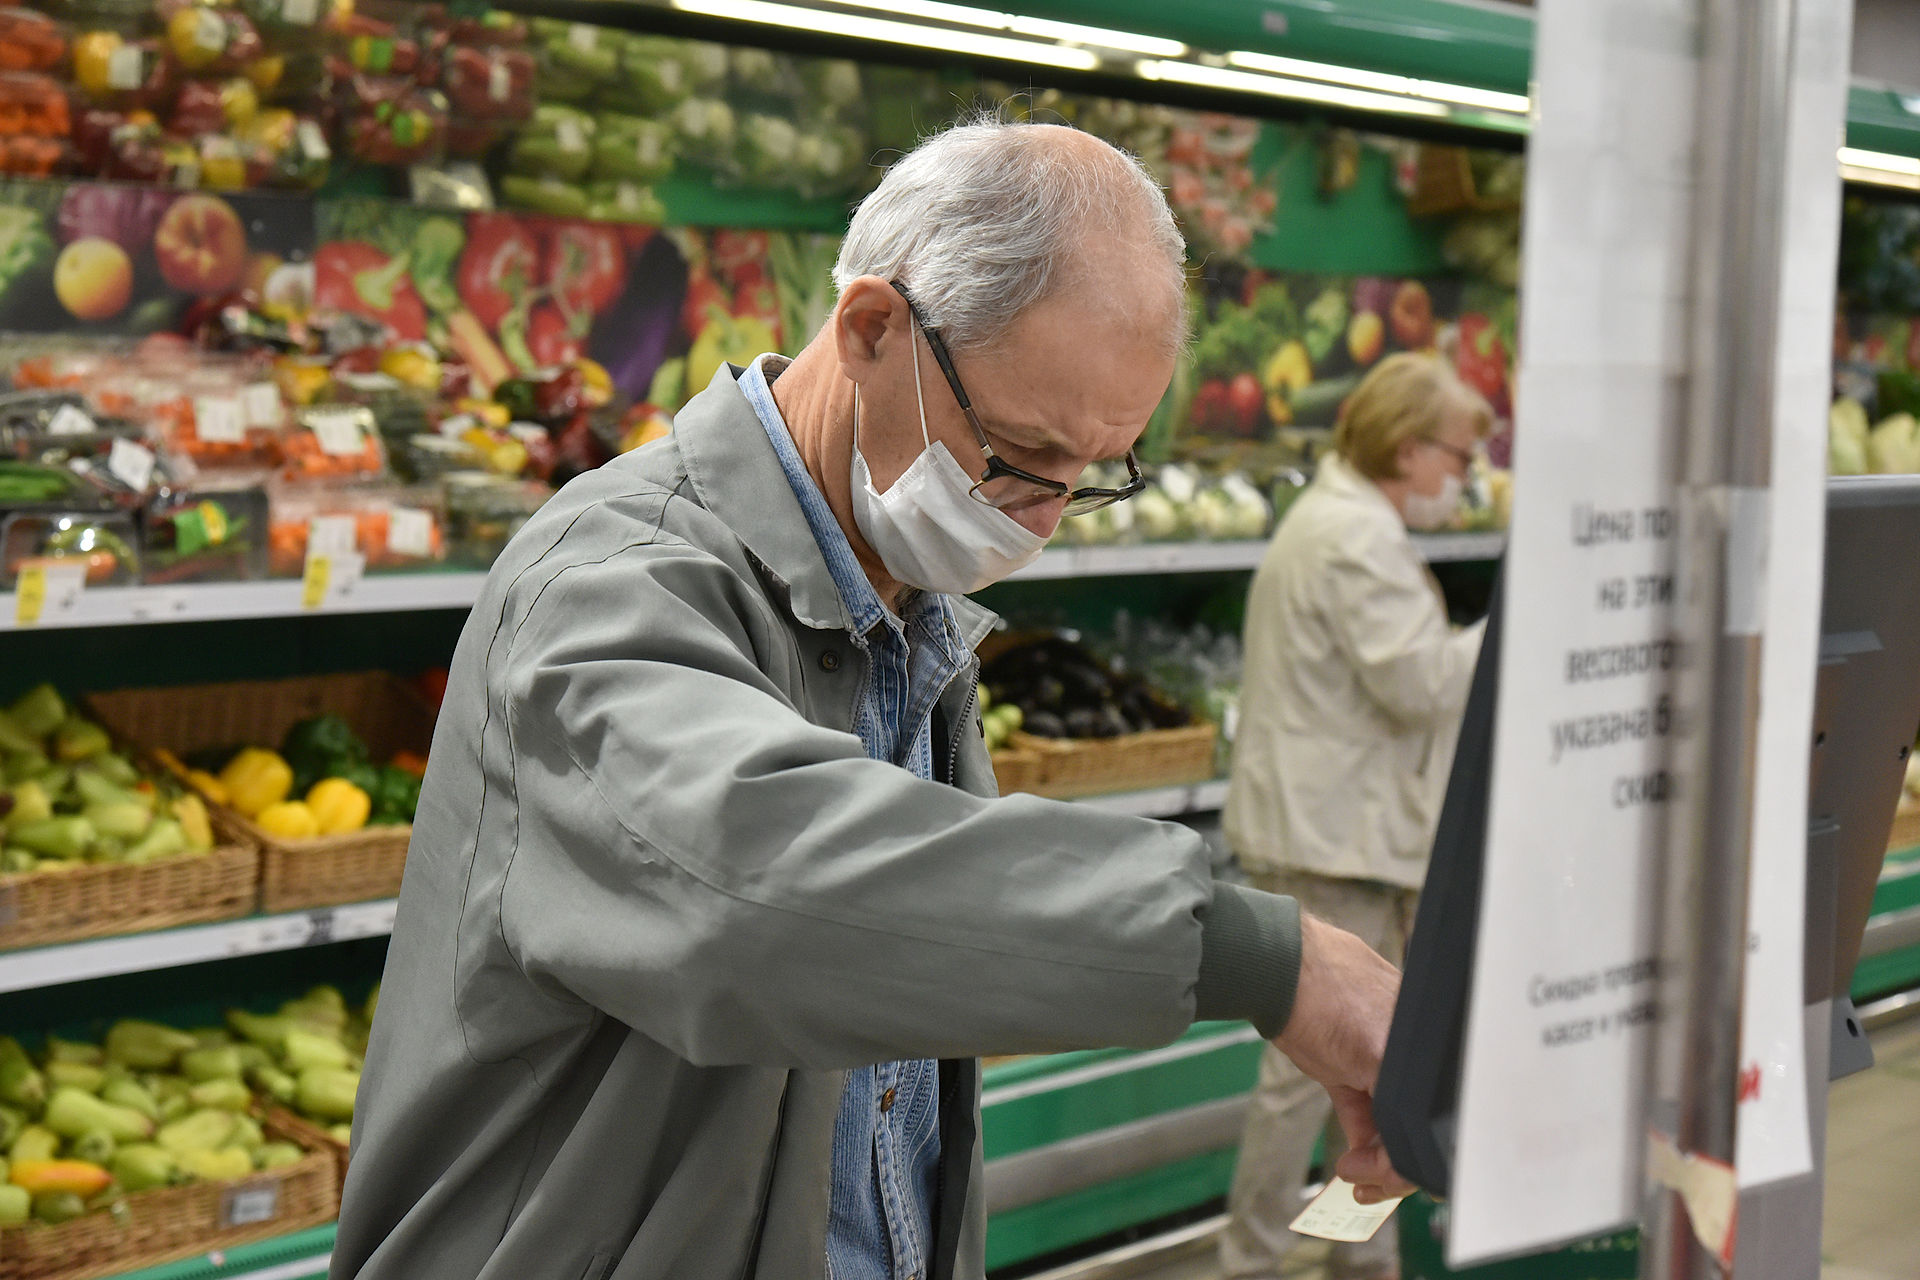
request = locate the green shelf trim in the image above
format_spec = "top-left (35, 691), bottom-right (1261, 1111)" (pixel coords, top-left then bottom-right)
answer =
top-left (108, 1224), bottom-right (335, 1280)
top-left (983, 1146), bottom-right (1237, 1269)
top-left (980, 1019), bottom-right (1246, 1091)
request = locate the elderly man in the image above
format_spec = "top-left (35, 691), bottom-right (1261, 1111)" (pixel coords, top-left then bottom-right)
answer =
top-left (332, 119), bottom-right (1409, 1280)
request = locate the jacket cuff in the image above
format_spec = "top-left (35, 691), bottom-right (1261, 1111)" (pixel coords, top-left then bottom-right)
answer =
top-left (1193, 882), bottom-right (1302, 1039)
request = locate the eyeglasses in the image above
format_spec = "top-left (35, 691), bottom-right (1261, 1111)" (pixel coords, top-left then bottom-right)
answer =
top-left (1423, 437), bottom-right (1479, 470)
top-left (890, 281), bottom-right (1145, 517)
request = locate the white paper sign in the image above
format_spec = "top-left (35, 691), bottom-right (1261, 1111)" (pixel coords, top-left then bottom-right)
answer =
top-left (243, 381), bottom-right (282, 427)
top-left (107, 44), bottom-right (142, 90)
top-left (108, 438), bottom-right (155, 491)
top-left (195, 396), bottom-right (245, 444)
top-left (46, 404), bottom-right (95, 436)
top-left (1449, 0), bottom-right (1841, 1262)
top-left (306, 515), bottom-right (357, 557)
top-left (387, 507), bottom-right (433, 559)
top-left (309, 412), bottom-right (364, 457)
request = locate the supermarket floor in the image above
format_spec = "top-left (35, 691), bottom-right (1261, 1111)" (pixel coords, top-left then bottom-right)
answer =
top-left (1107, 1018), bottom-right (1920, 1280)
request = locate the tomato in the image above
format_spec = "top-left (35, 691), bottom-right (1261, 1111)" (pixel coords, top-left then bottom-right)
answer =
top-left (542, 223), bottom-right (627, 318)
top-left (527, 303), bottom-right (584, 368)
top-left (1226, 371), bottom-right (1265, 435)
top-left (1455, 313), bottom-right (1509, 401)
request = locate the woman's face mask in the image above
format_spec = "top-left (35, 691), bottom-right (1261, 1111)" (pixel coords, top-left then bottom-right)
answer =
top-left (847, 332), bottom-right (1047, 595)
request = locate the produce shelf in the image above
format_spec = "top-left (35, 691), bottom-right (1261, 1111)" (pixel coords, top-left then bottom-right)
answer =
top-left (0, 898), bottom-right (397, 994)
top-left (1073, 779), bottom-right (1230, 819)
top-left (0, 573), bottom-right (490, 633)
top-left (0, 535), bottom-right (1508, 630)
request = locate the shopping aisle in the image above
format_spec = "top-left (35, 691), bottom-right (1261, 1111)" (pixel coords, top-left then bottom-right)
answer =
top-left (1115, 1020), bottom-right (1920, 1280)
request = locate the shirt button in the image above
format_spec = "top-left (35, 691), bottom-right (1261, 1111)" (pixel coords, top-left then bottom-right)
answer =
top-left (879, 1087), bottom-right (897, 1113)
top-left (819, 651), bottom-right (841, 672)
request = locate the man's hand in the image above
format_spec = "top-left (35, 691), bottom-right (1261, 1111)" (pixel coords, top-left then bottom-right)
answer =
top-left (1270, 912), bottom-right (1417, 1206)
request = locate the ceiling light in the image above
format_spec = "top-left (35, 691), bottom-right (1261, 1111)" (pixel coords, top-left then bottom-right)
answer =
top-left (1137, 59), bottom-right (1451, 118)
top-left (1005, 15), bottom-right (1186, 58)
top-left (671, 0), bottom-right (1102, 71)
top-left (1227, 49), bottom-right (1530, 115)
top-left (1839, 146), bottom-right (1920, 176)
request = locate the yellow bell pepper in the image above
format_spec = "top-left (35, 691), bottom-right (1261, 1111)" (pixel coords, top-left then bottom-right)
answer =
top-left (219, 749), bottom-right (292, 819)
top-left (305, 779), bottom-right (370, 836)
top-left (185, 770), bottom-right (230, 807)
top-left (379, 347), bottom-right (443, 393)
top-left (255, 801), bottom-right (319, 840)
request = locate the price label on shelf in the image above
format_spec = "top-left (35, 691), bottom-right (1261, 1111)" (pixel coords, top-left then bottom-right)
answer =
top-left (388, 507), bottom-right (434, 559)
top-left (108, 438), bottom-right (155, 491)
top-left (13, 563), bottom-right (86, 627)
top-left (242, 381), bottom-right (282, 427)
top-left (219, 1182), bottom-right (280, 1229)
top-left (195, 395), bottom-right (246, 444)
top-left (309, 411), bottom-right (364, 457)
top-left (107, 43), bottom-right (142, 90)
top-left (300, 551), bottom-right (364, 609)
top-left (46, 404), bottom-right (95, 436)
top-left (307, 514), bottom-right (357, 557)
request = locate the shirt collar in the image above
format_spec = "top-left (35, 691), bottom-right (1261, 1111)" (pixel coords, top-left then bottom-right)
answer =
top-left (740, 354), bottom-right (966, 652)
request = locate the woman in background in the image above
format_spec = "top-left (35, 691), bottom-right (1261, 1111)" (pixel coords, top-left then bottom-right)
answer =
top-left (1220, 353), bottom-right (1492, 1280)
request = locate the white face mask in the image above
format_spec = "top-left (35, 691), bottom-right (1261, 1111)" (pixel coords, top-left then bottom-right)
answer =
top-left (847, 335), bottom-right (1047, 595)
top-left (1402, 471), bottom-right (1464, 531)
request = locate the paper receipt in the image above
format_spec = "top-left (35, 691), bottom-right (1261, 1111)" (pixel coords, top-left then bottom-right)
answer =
top-left (1289, 1177), bottom-right (1409, 1243)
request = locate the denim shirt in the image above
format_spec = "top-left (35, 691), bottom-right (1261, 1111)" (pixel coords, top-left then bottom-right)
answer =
top-left (741, 356), bottom-right (962, 1280)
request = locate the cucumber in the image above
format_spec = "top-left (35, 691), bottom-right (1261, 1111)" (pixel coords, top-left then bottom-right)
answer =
top-left (1288, 374), bottom-right (1363, 427)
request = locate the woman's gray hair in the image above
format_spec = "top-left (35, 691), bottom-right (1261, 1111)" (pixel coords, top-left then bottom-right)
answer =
top-left (832, 116), bottom-right (1188, 355)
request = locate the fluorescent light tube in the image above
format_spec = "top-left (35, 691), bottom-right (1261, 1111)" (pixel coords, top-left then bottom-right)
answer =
top-left (1138, 59), bottom-right (1451, 118)
top-left (1227, 49), bottom-right (1529, 115)
top-left (1005, 15), bottom-right (1186, 58)
top-left (671, 0), bottom-right (1103, 71)
top-left (1839, 146), bottom-right (1920, 176)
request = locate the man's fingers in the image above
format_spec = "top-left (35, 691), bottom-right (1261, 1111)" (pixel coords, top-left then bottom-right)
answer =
top-left (1334, 1139), bottom-right (1417, 1202)
top-left (1327, 1084), bottom-right (1380, 1156)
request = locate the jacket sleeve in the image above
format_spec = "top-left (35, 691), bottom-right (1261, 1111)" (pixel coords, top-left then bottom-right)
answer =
top-left (1320, 524), bottom-right (1485, 730)
top-left (491, 537), bottom-right (1298, 1069)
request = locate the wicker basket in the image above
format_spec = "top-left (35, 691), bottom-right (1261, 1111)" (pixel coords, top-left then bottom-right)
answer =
top-left (262, 1107), bottom-right (350, 1192)
top-left (1009, 724), bottom-right (1219, 800)
top-left (0, 1115), bottom-right (338, 1280)
top-left (988, 748), bottom-right (1046, 797)
top-left (0, 832), bottom-right (256, 951)
top-left (1405, 145), bottom-right (1522, 218)
top-left (88, 673), bottom-right (435, 913)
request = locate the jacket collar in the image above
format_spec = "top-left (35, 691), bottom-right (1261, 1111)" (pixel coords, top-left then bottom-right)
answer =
top-left (1316, 452), bottom-right (1405, 527)
top-left (673, 363), bottom-right (1002, 646)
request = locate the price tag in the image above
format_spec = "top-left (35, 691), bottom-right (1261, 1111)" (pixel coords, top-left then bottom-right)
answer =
top-left (192, 8), bottom-right (225, 54)
top-left (195, 395), bottom-right (246, 444)
top-left (567, 23), bottom-right (597, 51)
top-left (107, 43), bottom-right (143, 90)
top-left (388, 507), bottom-right (434, 559)
top-left (14, 563), bottom-right (86, 627)
top-left (306, 908), bottom-right (336, 945)
top-left (47, 404), bottom-right (95, 436)
top-left (298, 119), bottom-right (330, 159)
top-left (284, 0), bottom-right (319, 24)
top-left (243, 381), bottom-right (282, 427)
top-left (307, 514), bottom-right (357, 557)
top-left (108, 438), bottom-right (155, 491)
top-left (219, 1182), bottom-right (281, 1229)
top-left (489, 58), bottom-right (511, 103)
top-left (556, 117), bottom-right (586, 153)
top-left (309, 412), bottom-right (364, 457)
top-left (301, 555), bottom-right (331, 609)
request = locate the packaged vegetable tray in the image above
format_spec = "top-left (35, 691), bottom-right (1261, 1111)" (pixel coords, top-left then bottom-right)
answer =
top-left (0, 1111), bottom-right (336, 1280)
top-left (89, 672), bottom-right (435, 913)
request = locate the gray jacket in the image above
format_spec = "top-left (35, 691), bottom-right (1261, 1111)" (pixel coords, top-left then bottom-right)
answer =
top-left (331, 366), bottom-right (1302, 1280)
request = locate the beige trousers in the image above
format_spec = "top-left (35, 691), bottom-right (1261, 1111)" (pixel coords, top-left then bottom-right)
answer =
top-left (1218, 869), bottom-right (1417, 1279)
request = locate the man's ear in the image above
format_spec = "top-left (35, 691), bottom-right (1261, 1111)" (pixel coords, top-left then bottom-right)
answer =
top-left (834, 276), bottom-right (908, 387)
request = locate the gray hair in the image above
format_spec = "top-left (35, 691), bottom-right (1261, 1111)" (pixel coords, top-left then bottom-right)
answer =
top-left (832, 116), bottom-right (1188, 355)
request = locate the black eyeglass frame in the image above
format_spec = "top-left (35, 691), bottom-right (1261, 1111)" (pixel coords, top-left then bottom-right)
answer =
top-left (889, 280), bottom-right (1146, 517)
top-left (1422, 436), bottom-right (1480, 470)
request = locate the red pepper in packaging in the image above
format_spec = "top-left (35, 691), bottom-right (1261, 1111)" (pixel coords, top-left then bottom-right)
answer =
top-left (328, 69), bottom-right (445, 166)
top-left (0, 10), bottom-right (69, 74)
top-left (438, 44), bottom-right (533, 121)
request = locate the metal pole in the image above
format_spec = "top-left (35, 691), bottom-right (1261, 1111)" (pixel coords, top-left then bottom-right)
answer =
top-left (1642, 0), bottom-right (1796, 1277)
